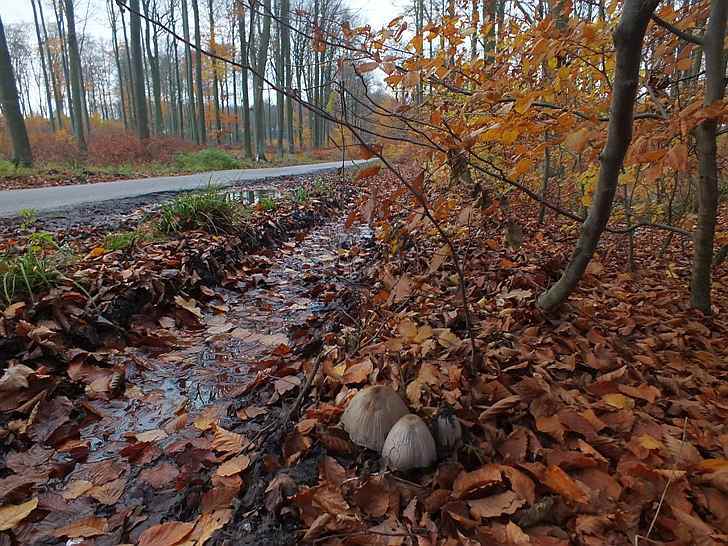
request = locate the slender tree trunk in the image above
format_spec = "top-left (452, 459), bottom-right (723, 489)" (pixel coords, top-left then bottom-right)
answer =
top-left (0, 15), bottom-right (33, 166)
top-left (129, 0), bottom-right (150, 140)
top-left (64, 0), bottom-right (87, 153)
top-left (181, 0), bottom-right (197, 142)
top-left (31, 0), bottom-right (55, 131)
top-left (207, 0), bottom-right (222, 145)
top-left (120, 7), bottom-right (137, 128)
top-left (108, 0), bottom-right (128, 130)
top-left (142, 0), bottom-right (163, 135)
top-left (275, 0), bottom-right (285, 157)
top-left (39, 0), bottom-right (63, 128)
top-left (54, 0), bottom-right (76, 134)
top-left (538, 0), bottom-right (660, 311)
top-left (282, 0), bottom-right (293, 153)
top-left (171, 0), bottom-right (184, 138)
top-left (191, 0), bottom-right (207, 144)
top-left (691, 0), bottom-right (727, 313)
top-left (239, 9), bottom-right (253, 157)
top-left (254, 0), bottom-right (272, 160)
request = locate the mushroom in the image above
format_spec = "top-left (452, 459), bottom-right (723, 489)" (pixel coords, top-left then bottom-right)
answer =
top-left (433, 407), bottom-right (462, 454)
top-left (340, 385), bottom-right (409, 451)
top-left (381, 414), bottom-right (437, 471)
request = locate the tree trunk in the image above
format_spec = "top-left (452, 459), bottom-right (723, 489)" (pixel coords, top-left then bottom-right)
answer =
top-left (254, 0), bottom-right (272, 160)
top-left (691, 0), bottom-right (727, 313)
top-left (171, 0), bottom-right (184, 138)
top-left (0, 15), bottom-right (32, 167)
top-left (120, 7), bottom-right (137, 128)
top-left (39, 0), bottom-right (63, 128)
top-left (64, 0), bottom-right (87, 153)
top-left (537, 0), bottom-right (660, 311)
top-left (208, 0), bottom-right (222, 145)
top-left (108, 0), bottom-right (128, 130)
top-left (181, 0), bottom-right (197, 142)
top-left (31, 0), bottom-right (55, 131)
top-left (275, 0), bottom-right (285, 157)
top-left (129, 0), bottom-right (150, 140)
top-left (239, 9), bottom-right (253, 157)
top-left (54, 0), bottom-right (76, 134)
top-left (192, 0), bottom-right (207, 144)
top-left (143, 0), bottom-right (164, 135)
top-left (282, 0), bottom-right (293, 153)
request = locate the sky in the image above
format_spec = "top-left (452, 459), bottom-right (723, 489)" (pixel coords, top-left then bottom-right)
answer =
top-left (0, 0), bottom-right (405, 37)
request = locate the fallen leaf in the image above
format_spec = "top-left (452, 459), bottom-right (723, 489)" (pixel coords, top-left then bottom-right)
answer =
top-left (468, 490), bottom-right (525, 519)
top-left (215, 454), bottom-right (251, 477)
top-left (541, 465), bottom-right (590, 504)
top-left (138, 521), bottom-right (195, 546)
top-left (0, 498), bottom-right (38, 531)
top-left (52, 515), bottom-right (109, 538)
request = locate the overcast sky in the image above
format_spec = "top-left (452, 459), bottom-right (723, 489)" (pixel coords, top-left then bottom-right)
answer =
top-left (1, 0), bottom-right (404, 37)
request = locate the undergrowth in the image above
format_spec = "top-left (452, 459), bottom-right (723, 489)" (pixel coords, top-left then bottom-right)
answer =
top-left (0, 243), bottom-right (68, 304)
top-left (158, 186), bottom-right (240, 234)
top-left (175, 148), bottom-right (241, 172)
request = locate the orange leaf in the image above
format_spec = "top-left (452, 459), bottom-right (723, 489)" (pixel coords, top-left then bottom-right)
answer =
top-left (138, 521), bottom-right (195, 546)
top-left (541, 465), bottom-right (590, 504)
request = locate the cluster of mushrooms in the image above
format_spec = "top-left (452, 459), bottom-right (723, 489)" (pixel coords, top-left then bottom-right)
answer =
top-left (340, 385), bottom-right (462, 471)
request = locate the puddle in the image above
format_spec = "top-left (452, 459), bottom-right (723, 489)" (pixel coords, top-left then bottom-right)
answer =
top-left (75, 214), bottom-right (372, 461)
top-left (224, 188), bottom-right (282, 205)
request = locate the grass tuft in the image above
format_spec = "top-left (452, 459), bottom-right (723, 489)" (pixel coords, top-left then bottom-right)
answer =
top-left (158, 186), bottom-right (240, 234)
top-left (0, 247), bottom-right (66, 304)
top-left (104, 230), bottom-right (140, 251)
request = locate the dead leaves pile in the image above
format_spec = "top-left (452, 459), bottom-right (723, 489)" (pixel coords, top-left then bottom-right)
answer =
top-left (272, 168), bottom-right (728, 544)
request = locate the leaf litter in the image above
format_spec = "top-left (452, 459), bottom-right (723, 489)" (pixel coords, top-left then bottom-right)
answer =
top-left (0, 165), bottom-right (727, 545)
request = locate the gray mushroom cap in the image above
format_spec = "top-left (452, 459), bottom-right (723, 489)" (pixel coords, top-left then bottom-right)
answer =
top-left (340, 385), bottom-right (409, 451)
top-left (381, 413), bottom-right (437, 471)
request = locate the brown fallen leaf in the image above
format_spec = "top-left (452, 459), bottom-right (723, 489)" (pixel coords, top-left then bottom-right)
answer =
top-left (187, 509), bottom-right (232, 545)
top-left (541, 465), bottom-right (590, 504)
top-left (215, 454), bottom-right (251, 477)
top-left (453, 465), bottom-right (503, 498)
top-left (468, 490), bottom-right (525, 519)
top-left (138, 521), bottom-right (195, 546)
top-left (139, 462), bottom-right (180, 489)
top-left (211, 425), bottom-right (249, 453)
top-left (0, 498), bottom-right (38, 531)
top-left (52, 515), bottom-right (109, 538)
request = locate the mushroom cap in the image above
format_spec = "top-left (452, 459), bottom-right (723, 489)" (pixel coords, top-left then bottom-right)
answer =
top-left (340, 385), bottom-right (409, 451)
top-left (433, 409), bottom-right (463, 452)
top-left (382, 414), bottom-right (437, 471)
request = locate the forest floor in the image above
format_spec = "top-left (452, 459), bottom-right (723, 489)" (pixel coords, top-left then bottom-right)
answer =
top-left (0, 164), bottom-right (726, 545)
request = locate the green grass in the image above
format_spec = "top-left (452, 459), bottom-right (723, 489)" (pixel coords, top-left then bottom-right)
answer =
top-left (291, 187), bottom-right (310, 204)
top-left (1, 248), bottom-right (64, 304)
top-left (258, 196), bottom-right (277, 211)
top-left (18, 208), bottom-right (39, 229)
top-left (175, 149), bottom-right (241, 172)
top-left (104, 230), bottom-right (141, 251)
top-left (158, 186), bottom-right (241, 234)
top-left (0, 160), bottom-right (34, 178)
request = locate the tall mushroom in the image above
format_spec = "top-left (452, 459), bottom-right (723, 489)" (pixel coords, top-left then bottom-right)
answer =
top-left (382, 414), bottom-right (437, 471)
top-left (340, 385), bottom-right (409, 451)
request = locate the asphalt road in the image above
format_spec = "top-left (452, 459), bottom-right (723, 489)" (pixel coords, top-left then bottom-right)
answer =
top-left (0, 160), bottom-right (366, 218)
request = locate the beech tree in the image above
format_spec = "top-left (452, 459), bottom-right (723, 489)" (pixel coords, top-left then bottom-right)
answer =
top-left (537, 0), bottom-right (662, 310)
top-left (0, 15), bottom-right (32, 167)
